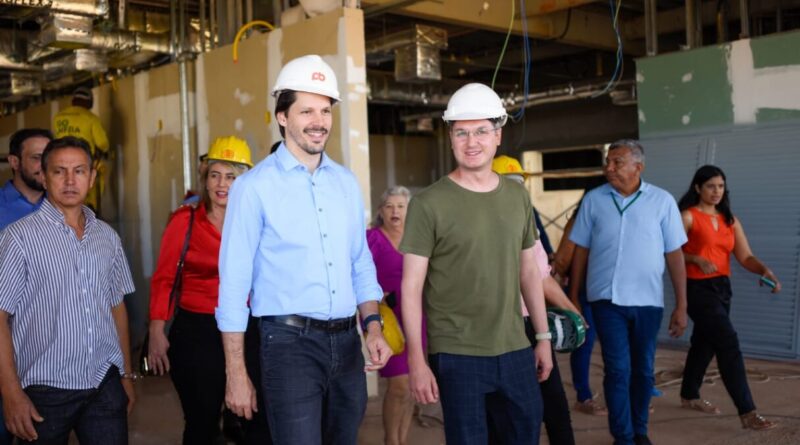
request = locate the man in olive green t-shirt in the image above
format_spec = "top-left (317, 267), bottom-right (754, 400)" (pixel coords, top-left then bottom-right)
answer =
top-left (399, 83), bottom-right (553, 445)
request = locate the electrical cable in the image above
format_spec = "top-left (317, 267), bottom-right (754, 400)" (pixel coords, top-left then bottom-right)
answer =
top-left (511, 0), bottom-right (530, 123)
top-left (491, 0), bottom-right (516, 89)
top-left (591, 0), bottom-right (624, 98)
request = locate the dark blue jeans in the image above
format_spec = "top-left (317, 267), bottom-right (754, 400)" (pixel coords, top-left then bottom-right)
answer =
top-left (0, 403), bottom-right (10, 445)
top-left (259, 320), bottom-right (366, 445)
top-left (19, 366), bottom-right (128, 445)
top-left (591, 301), bottom-right (662, 445)
top-left (569, 290), bottom-right (598, 402)
top-left (430, 348), bottom-right (543, 445)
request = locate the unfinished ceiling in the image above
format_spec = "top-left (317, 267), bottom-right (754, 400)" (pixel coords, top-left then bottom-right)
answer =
top-left (0, 0), bottom-right (798, 120)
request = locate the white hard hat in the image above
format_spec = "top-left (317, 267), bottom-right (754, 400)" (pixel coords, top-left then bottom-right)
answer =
top-left (443, 83), bottom-right (507, 126)
top-left (271, 54), bottom-right (340, 102)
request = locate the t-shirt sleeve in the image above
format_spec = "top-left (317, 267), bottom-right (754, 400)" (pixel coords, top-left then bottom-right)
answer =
top-left (399, 196), bottom-right (435, 258)
top-left (661, 195), bottom-right (688, 253)
top-left (522, 194), bottom-right (537, 249)
top-left (569, 194), bottom-right (594, 248)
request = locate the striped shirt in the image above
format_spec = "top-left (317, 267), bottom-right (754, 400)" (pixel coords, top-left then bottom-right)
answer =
top-left (0, 199), bottom-right (135, 390)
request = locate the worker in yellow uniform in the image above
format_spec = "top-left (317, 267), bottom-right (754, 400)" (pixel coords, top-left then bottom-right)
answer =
top-left (53, 86), bottom-right (110, 212)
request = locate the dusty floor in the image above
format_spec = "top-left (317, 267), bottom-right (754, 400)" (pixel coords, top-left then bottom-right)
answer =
top-left (128, 346), bottom-right (800, 444)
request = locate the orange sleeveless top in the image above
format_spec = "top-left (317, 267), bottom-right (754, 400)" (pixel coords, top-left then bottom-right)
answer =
top-left (683, 207), bottom-right (735, 279)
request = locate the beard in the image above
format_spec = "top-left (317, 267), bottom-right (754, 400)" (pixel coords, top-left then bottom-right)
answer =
top-left (21, 169), bottom-right (44, 192)
top-left (289, 125), bottom-right (329, 156)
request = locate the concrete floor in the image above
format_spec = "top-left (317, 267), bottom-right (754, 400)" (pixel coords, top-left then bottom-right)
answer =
top-left (128, 346), bottom-right (800, 444)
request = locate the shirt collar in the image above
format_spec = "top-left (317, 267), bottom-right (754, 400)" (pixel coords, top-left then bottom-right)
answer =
top-left (274, 142), bottom-right (333, 173)
top-left (2, 180), bottom-right (44, 206)
top-left (608, 180), bottom-right (649, 197)
top-left (39, 197), bottom-right (97, 230)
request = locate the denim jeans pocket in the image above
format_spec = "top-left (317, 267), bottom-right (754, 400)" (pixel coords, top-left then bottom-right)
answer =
top-left (263, 321), bottom-right (303, 345)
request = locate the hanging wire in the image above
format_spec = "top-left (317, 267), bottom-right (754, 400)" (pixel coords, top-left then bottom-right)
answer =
top-left (592, 0), bottom-right (624, 98)
top-left (510, 0), bottom-right (531, 122)
top-left (491, 0), bottom-right (516, 89)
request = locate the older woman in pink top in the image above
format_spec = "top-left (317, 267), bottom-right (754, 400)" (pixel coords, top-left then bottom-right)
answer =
top-left (367, 185), bottom-right (424, 445)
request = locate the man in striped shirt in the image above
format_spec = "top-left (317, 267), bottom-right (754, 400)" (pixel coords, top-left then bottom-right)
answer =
top-left (0, 137), bottom-right (135, 444)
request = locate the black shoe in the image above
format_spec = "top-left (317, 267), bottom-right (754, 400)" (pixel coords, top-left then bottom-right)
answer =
top-left (634, 435), bottom-right (653, 445)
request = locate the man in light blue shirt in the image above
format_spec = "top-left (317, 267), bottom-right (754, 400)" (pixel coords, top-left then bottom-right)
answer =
top-left (569, 139), bottom-right (688, 445)
top-left (216, 55), bottom-right (391, 445)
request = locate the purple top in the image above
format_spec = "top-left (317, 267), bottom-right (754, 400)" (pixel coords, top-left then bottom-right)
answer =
top-left (367, 227), bottom-right (423, 378)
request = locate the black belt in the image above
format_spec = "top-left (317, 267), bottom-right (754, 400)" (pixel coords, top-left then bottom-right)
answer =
top-left (262, 314), bottom-right (357, 333)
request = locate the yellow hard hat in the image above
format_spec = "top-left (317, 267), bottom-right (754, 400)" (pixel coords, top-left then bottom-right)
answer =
top-left (492, 155), bottom-right (530, 176)
top-left (208, 136), bottom-right (254, 168)
top-left (378, 302), bottom-right (405, 355)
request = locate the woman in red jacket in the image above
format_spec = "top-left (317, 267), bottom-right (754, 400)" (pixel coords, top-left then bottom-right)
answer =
top-left (147, 137), bottom-right (268, 444)
top-left (678, 165), bottom-right (780, 431)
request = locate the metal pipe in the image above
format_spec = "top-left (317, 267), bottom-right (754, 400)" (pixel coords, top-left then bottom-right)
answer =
top-left (776, 0), bottom-right (783, 32)
top-left (177, 0), bottom-right (192, 193)
top-left (686, 0), bottom-right (698, 48)
top-left (694, 0), bottom-right (703, 47)
top-left (199, 0), bottom-right (207, 51)
top-left (716, 0), bottom-right (729, 43)
top-left (739, 0), bottom-right (750, 38)
top-left (118, 0), bottom-right (127, 29)
top-left (209, 0), bottom-right (217, 48)
top-left (170, 0), bottom-right (177, 57)
top-left (272, 0), bottom-right (282, 27)
top-left (245, 0), bottom-right (253, 29)
top-left (0, 0), bottom-right (108, 17)
top-left (644, 0), bottom-right (658, 56)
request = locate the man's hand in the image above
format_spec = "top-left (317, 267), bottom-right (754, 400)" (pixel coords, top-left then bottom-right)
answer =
top-left (364, 325), bottom-right (392, 372)
top-left (121, 378), bottom-right (136, 414)
top-left (668, 307), bottom-right (688, 338)
top-left (3, 387), bottom-right (44, 442)
top-left (408, 360), bottom-right (439, 404)
top-left (147, 323), bottom-right (170, 376)
top-left (534, 341), bottom-right (553, 382)
top-left (225, 369), bottom-right (258, 420)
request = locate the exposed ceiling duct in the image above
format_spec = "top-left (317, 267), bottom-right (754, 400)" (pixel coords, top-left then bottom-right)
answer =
top-left (0, 0), bottom-right (109, 17)
top-left (366, 24), bottom-right (447, 83)
top-left (0, 71), bottom-right (41, 102)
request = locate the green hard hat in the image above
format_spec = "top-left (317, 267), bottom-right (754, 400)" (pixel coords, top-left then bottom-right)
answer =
top-left (547, 308), bottom-right (587, 353)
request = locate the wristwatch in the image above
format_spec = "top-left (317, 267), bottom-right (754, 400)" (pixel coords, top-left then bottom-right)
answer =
top-left (362, 313), bottom-right (384, 331)
top-left (535, 332), bottom-right (553, 341)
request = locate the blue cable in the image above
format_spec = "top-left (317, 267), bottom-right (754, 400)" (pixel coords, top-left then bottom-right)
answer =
top-left (593, 0), bottom-right (623, 98)
top-left (512, 0), bottom-right (530, 121)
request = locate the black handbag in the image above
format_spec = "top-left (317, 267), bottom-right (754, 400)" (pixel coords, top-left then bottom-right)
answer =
top-left (139, 206), bottom-right (195, 376)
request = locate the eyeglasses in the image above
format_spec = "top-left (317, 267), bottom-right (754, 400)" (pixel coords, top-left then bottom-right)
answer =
top-left (451, 127), bottom-right (498, 141)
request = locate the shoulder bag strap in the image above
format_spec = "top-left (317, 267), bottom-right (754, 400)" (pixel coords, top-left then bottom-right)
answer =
top-left (167, 206), bottom-right (195, 319)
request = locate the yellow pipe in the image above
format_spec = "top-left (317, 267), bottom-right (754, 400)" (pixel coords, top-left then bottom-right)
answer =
top-left (232, 20), bottom-right (275, 63)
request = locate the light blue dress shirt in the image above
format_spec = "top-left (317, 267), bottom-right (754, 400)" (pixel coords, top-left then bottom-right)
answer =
top-left (216, 143), bottom-right (382, 332)
top-left (0, 180), bottom-right (44, 231)
top-left (569, 181), bottom-right (687, 307)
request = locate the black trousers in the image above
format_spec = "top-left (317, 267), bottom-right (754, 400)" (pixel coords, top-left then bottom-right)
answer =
top-left (168, 310), bottom-right (270, 445)
top-left (680, 277), bottom-right (756, 415)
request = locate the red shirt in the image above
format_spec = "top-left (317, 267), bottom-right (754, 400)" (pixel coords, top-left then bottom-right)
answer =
top-left (683, 207), bottom-right (735, 279)
top-left (149, 205), bottom-right (222, 319)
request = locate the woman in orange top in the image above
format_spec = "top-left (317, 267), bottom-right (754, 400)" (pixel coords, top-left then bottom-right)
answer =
top-left (677, 165), bottom-right (780, 431)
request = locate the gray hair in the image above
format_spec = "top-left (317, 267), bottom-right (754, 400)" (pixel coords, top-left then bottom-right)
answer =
top-left (609, 138), bottom-right (645, 165)
top-left (373, 185), bottom-right (411, 227)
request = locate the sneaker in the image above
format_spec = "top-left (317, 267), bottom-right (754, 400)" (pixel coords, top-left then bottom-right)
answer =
top-left (574, 399), bottom-right (608, 416)
top-left (634, 434), bottom-right (653, 445)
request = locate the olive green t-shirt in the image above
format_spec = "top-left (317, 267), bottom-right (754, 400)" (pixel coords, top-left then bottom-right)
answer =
top-left (399, 175), bottom-right (537, 356)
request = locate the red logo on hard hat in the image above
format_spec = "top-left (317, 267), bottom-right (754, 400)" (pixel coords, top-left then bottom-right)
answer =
top-left (311, 72), bottom-right (326, 82)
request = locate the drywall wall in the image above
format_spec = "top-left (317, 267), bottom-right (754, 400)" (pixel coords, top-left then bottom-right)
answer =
top-left (637, 30), bottom-right (800, 135)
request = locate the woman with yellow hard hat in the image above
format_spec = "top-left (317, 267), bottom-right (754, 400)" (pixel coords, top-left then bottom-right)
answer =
top-left (366, 185), bottom-right (422, 445)
top-left (147, 137), bottom-right (269, 444)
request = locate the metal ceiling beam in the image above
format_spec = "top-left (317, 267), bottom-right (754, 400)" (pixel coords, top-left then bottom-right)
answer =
top-left (523, 0), bottom-right (602, 16)
top-left (361, 0), bottom-right (640, 53)
top-left (624, 0), bottom-right (800, 40)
